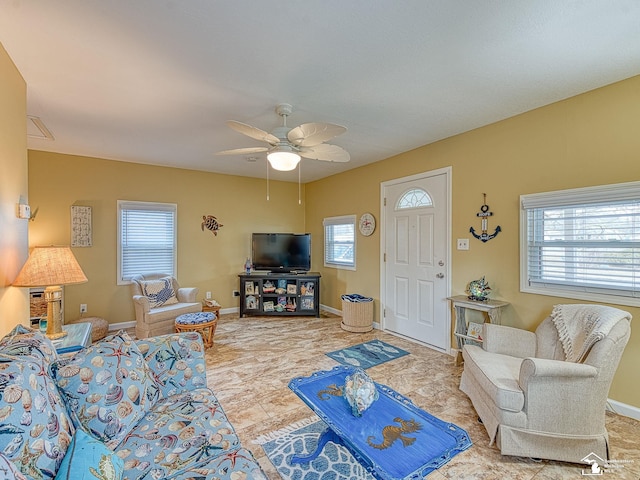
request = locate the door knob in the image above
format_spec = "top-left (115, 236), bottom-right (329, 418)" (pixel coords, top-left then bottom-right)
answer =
top-left (436, 273), bottom-right (445, 279)
top-left (438, 260), bottom-right (445, 266)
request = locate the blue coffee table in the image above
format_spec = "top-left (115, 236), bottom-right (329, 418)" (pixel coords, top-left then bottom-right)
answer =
top-left (288, 365), bottom-right (471, 480)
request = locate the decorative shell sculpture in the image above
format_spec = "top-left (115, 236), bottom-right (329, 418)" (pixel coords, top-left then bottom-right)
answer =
top-left (201, 215), bottom-right (223, 236)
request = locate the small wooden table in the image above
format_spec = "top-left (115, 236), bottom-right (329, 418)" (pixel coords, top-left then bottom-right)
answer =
top-left (447, 295), bottom-right (510, 365)
top-left (201, 303), bottom-right (221, 319)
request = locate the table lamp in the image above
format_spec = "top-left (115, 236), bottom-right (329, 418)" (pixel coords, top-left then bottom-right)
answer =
top-left (13, 246), bottom-right (88, 339)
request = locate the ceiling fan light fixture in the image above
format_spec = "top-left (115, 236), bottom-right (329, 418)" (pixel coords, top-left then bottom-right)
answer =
top-left (267, 147), bottom-right (301, 171)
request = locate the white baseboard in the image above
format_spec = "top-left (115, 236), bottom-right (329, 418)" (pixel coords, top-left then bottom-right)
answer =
top-left (109, 320), bottom-right (136, 331)
top-left (321, 304), bottom-right (341, 316)
top-left (607, 399), bottom-right (640, 420)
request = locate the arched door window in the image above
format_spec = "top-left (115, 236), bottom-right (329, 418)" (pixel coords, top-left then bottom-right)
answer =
top-left (396, 188), bottom-right (433, 210)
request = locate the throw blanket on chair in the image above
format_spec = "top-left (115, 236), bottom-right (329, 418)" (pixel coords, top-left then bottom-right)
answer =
top-left (550, 304), bottom-right (631, 363)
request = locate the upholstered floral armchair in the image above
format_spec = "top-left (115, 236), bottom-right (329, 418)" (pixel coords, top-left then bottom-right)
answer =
top-left (130, 273), bottom-right (201, 338)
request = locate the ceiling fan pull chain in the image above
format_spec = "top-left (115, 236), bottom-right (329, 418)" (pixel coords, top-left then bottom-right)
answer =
top-left (298, 161), bottom-right (302, 205)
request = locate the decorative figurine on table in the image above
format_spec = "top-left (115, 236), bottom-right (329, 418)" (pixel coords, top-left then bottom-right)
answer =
top-left (470, 193), bottom-right (501, 242)
top-left (467, 276), bottom-right (491, 301)
top-left (344, 368), bottom-right (379, 417)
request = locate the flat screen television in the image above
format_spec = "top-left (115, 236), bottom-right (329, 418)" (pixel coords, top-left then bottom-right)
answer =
top-left (252, 233), bottom-right (311, 273)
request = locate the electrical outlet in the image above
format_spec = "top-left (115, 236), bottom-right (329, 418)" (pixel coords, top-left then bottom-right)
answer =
top-left (457, 238), bottom-right (469, 250)
top-left (80, 304), bottom-right (87, 313)
top-left (232, 290), bottom-right (240, 297)
top-left (206, 291), bottom-right (212, 299)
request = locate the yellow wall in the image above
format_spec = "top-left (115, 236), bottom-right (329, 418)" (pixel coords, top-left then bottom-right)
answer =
top-left (306, 75), bottom-right (640, 408)
top-left (0, 43), bottom-right (29, 336)
top-left (27, 151), bottom-right (304, 324)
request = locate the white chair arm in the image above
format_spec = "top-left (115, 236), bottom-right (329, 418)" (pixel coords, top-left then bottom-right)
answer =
top-left (177, 287), bottom-right (198, 303)
top-left (520, 357), bottom-right (598, 381)
top-left (132, 294), bottom-right (150, 312)
top-left (483, 323), bottom-right (536, 358)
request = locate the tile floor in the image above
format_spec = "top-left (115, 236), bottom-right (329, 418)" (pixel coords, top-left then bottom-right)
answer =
top-left (203, 312), bottom-right (640, 479)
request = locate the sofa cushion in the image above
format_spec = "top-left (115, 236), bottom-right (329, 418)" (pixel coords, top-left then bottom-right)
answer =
top-left (0, 453), bottom-right (28, 480)
top-left (0, 324), bottom-right (58, 365)
top-left (139, 277), bottom-right (178, 308)
top-left (462, 344), bottom-right (525, 412)
top-left (0, 327), bottom-right (74, 480)
top-left (50, 331), bottom-right (161, 449)
top-left (136, 332), bottom-right (207, 397)
top-left (116, 389), bottom-right (243, 480)
top-left (55, 429), bottom-right (124, 480)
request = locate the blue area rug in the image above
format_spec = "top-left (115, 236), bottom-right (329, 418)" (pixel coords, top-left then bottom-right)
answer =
top-left (255, 415), bottom-right (471, 480)
top-left (255, 418), bottom-right (375, 480)
top-left (325, 340), bottom-right (409, 369)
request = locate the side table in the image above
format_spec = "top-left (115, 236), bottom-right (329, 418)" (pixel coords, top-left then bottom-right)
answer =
top-left (447, 295), bottom-right (509, 365)
top-left (53, 322), bottom-right (93, 355)
top-left (201, 303), bottom-right (221, 319)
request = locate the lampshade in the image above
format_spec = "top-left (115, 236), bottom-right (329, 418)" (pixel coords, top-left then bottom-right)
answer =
top-left (13, 246), bottom-right (88, 287)
top-left (13, 246), bottom-right (87, 340)
top-left (267, 146), bottom-right (301, 171)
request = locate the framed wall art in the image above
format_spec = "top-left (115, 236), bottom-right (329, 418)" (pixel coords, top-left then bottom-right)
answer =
top-left (71, 205), bottom-right (92, 247)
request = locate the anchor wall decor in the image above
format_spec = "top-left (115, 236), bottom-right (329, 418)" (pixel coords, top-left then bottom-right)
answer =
top-left (470, 193), bottom-right (501, 242)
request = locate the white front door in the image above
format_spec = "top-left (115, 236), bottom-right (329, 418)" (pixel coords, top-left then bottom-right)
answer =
top-left (381, 168), bottom-right (450, 351)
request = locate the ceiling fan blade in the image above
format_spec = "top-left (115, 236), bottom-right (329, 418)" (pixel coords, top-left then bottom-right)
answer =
top-left (216, 147), bottom-right (268, 155)
top-left (299, 144), bottom-right (350, 163)
top-left (288, 122), bottom-right (347, 147)
top-left (227, 120), bottom-right (279, 144)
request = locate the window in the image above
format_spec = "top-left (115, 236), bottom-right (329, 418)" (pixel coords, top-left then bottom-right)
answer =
top-left (397, 188), bottom-right (433, 209)
top-left (520, 181), bottom-right (640, 306)
top-left (117, 201), bottom-right (177, 284)
top-left (324, 215), bottom-right (356, 270)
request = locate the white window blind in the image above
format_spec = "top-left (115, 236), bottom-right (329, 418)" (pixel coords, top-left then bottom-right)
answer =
top-left (323, 215), bottom-right (356, 270)
top-left (118, 201), bottom-right (177, 283)
top-left (520, 181), bottom-right (640, 306)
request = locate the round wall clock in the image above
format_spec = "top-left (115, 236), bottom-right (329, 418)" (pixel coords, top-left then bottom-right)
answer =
top-left (359, 213), bottom-right (376, 236)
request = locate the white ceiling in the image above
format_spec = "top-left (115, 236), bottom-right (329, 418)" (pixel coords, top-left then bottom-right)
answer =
top-left (2, 1), bottom-right (640, 183)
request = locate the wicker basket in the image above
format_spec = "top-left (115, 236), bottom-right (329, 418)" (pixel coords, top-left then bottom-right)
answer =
top-left (68, 316), bottom-right (109, 343)
top-left (30, 292), bottom-right (47, 319)
top-left (341, 299), bottom-right (374, 332)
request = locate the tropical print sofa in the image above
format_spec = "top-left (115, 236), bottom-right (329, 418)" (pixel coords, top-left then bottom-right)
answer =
top-left (0, 325), bottom-right (265, 480)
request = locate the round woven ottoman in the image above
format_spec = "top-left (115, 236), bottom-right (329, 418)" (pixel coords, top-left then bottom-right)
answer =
top-left (175, 312), bottom-right (217, 348)
top-left (68, 316), bottom-right (109, 343)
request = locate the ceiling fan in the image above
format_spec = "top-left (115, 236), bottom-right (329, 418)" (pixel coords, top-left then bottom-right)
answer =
top-left (217, 103), bottom-right (350, 171)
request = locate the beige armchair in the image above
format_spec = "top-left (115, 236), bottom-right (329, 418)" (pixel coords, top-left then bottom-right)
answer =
top-left (459, 304), bottom-right (631, 463)
top-left (130, 273), bottom-right (201, 339)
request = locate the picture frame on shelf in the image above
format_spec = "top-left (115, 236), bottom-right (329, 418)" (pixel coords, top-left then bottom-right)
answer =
top-left (287, 284), bottom-right (297, 294)
top-left (301, 282), bottom-right (315, 296)
top-left (245, 282), bottom-right (255, 295)
top-left (467, 322), bottom-right (484, 340)
top-left (246, 295), bottom-right (257, 310)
